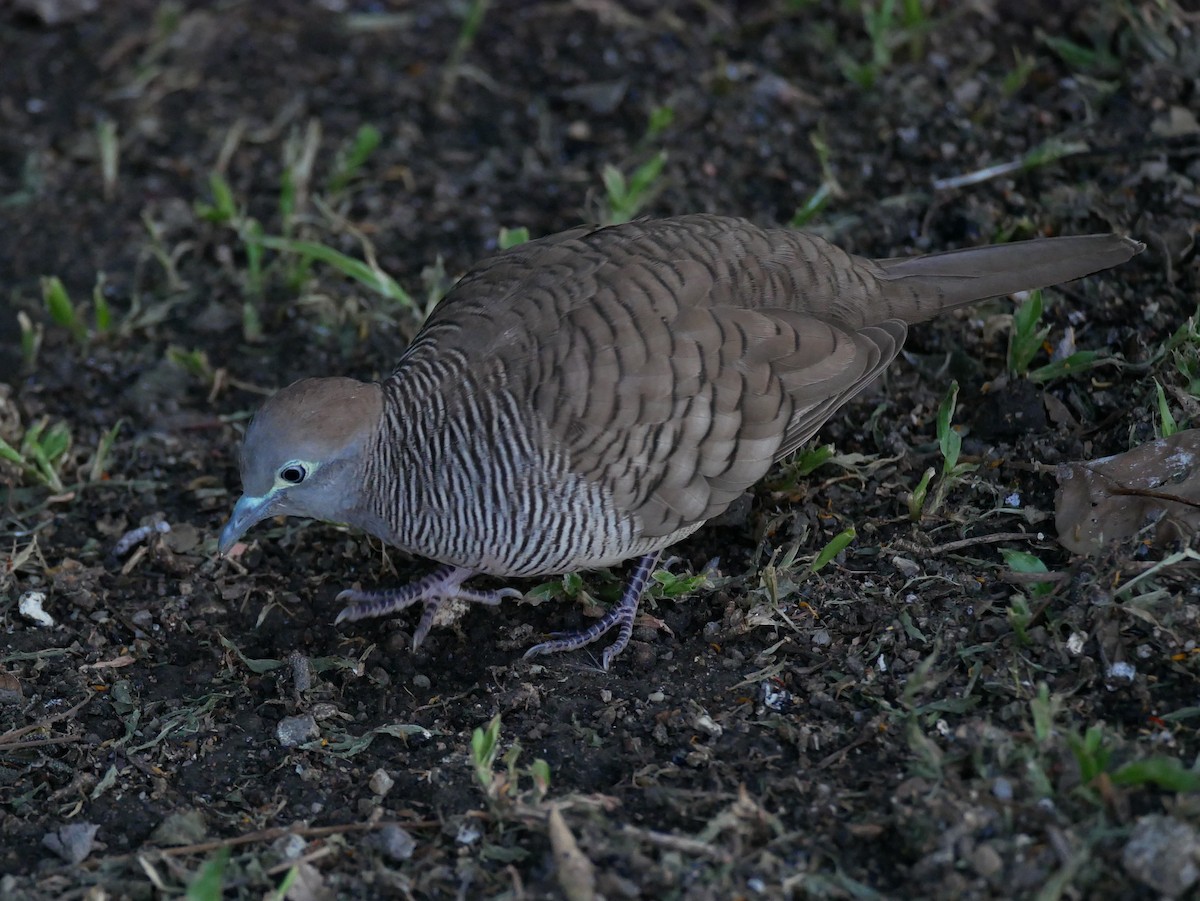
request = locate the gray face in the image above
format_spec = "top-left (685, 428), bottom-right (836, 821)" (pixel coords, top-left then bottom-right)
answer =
top-left (218, 377), bottom-right (383, 554)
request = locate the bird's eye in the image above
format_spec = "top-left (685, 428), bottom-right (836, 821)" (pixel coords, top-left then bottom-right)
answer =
top-left (279, 464), bottom-right (307, 485)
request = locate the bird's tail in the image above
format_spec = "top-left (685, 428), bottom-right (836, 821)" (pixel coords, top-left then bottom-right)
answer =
top-left (870, 234), bottom-right (1143, 324)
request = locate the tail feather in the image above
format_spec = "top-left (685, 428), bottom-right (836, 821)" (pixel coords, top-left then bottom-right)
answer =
top-left (874, 234), bottom-right (1143, 322)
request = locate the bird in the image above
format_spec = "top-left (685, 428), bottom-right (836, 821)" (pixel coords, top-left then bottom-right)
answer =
top-left (218, 214), bottom-right (1142, 668)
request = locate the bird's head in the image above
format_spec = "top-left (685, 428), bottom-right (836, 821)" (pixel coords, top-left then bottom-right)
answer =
top-left (218, 377), bottom-right (383, 554)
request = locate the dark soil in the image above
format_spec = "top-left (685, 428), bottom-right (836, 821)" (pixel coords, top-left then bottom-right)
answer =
top-left (2, 1), bottom-right (1199, 898)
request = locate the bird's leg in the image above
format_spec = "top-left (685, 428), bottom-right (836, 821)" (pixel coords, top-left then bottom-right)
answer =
top-left (335, 564), bottom-right (521, 649)
top-left (523, 551), bottom-right (661, 671)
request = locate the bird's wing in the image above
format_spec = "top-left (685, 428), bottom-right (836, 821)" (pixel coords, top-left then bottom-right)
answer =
top-left (411, 218), bottom-right (905, 537)
top-left (524, 253), bottom-right (906, 537)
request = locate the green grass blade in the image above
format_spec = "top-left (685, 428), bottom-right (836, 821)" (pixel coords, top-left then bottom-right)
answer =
top-left (811, 526), bottom-right (856, 572)
top-left (256, 235), bottom-right (414, 309)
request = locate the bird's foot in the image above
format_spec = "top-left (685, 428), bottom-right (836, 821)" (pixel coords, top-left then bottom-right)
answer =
top-left (523, 551), bottom-right (661, 671)
top-left (335, 564), bottom-right (521, 649)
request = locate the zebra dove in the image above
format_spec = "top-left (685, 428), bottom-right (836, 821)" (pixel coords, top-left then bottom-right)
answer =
top-left (218, 214), bottom-right (1141, 668)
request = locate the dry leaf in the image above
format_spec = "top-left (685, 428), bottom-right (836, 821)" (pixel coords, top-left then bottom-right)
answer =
top-left (1055, 430), bottom-right (1200, 555)
top-left (548, 806), bottom-right (596, 901)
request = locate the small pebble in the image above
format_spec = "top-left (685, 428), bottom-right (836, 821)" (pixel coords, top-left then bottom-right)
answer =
top-left (18, 590), bottom-right (54, 627)
top-left (369, 768), bottom-right (395, 796)
top-left (150, 810), bottom-right (207, 845)
top-left (42, 823), bottom-right (99, 865)
top-left (1106, 661), bottom-right (1136, 685)
top-left (310, 703), bottom-right (338, 721)
top-left (647, 690), bottom-right (665, 703)
top-left (992, 777), bottom-right (1014, 802)
top-left (276, 714), bottom-right (319, 748)
top-left (274, 833), bottom-right (307, 860)
top-left (970, 844), bottom-right (1003, 879)
top-left (1123, 815), bottom-right (1200, 897)
top-left (413, 673), bottom-right (431, 690)
top-left (375, 824), bottom-right (416, 861)
top-left (289, 652), bottom-right (312, 694)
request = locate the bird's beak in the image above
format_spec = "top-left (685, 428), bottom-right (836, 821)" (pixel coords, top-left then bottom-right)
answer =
top-left (218, 494), bottom-right (273, 555)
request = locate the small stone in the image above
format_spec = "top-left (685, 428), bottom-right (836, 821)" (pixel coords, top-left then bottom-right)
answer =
top-left (310, 703), bottom-right (340, 722)
top-left (456, 821), bottom-right (482, 846)
top-left (647, 690), bottom-right (665, 703)
top-left (368, 768), bottom-right (395, 797)
top-left (42, 823), bottom-right (99, 864)
top-left (150, 810), bottom-right (208, 846)
top-left (375, 824), bottom-right (416, 862)
top-left (1152, 106), bottom-right (1200, 138)
top-left (273, 833), bottom-right (307, 860)
top-left (560, 79), bottom-right (628, 114)
top-left (163, 522), bottom-right (201, 553)
top-left (276, 714), bottom-right (319, 748)
top-left (412, 673), bottom-right (431, 689)
top-left (289, 652), bottom-right (312, 694)
top-left (812, 629), bottom-right (831, 647)
top-left (953, 78), bottom-right (982, 108)
top-left (1106, 661), bottom-right (1136, 685)
top-left (991, 777), bottom-right (1014, 802)
top-left (18, 590), bottom-right (55, 627)
top-left (1123, 814), bottom-right (1200, 897)
top-left (970, 844), bottom-right (1003, 879)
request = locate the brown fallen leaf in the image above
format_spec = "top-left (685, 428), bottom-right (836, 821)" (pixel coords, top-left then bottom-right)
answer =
top-left (0, 670), bottom-right (23, 704)
top-left (1055, 429), bottom-right (1200, 555)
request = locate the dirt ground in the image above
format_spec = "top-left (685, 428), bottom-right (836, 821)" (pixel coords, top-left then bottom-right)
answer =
top-left (2, 1), bottom-right (1199, 898)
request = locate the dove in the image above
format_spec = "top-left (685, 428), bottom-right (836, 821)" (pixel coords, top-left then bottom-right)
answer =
top-left (219, 214), bottom-right (1141, 668)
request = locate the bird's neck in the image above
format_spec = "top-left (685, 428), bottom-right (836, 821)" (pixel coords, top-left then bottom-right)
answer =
top-left (357, 355), bottom-right (464, 553)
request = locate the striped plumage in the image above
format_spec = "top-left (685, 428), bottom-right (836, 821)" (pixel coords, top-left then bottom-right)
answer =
top-left (219, 214), bottom-right (1142, 668)
top-left (367, 373), bottom-right (639, 576)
